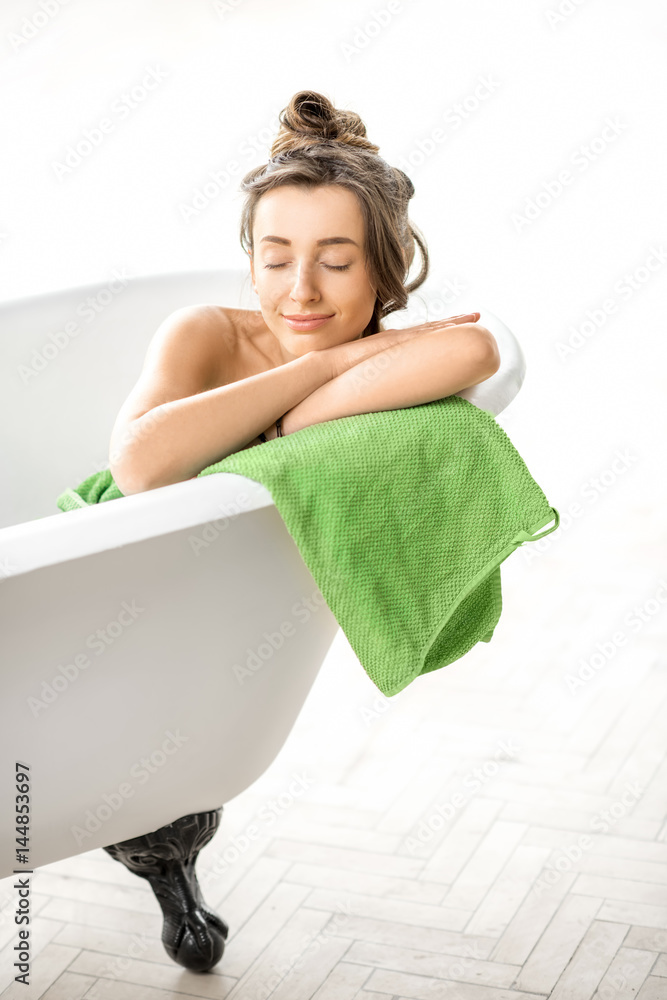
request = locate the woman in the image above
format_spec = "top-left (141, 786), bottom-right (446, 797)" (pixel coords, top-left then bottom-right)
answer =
top-left (109, 90), bottom-right (499, 496)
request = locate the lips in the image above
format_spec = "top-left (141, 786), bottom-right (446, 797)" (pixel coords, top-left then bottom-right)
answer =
top-left (282, 314), bottom-right (334, 331)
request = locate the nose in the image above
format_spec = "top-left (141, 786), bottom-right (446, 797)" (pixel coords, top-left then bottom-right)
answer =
top-left (289, 262), bottom-right (321, 306)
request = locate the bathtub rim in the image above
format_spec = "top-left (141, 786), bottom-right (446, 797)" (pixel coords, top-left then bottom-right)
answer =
top-left (0, 472), bottom-right (275, 579)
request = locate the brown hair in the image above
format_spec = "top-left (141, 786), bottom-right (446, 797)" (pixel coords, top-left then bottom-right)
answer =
top-left (238, 90), bottom-right (429, 337)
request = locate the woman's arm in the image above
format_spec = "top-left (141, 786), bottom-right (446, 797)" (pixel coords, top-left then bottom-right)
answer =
top-left (277, 323), bottom-right (500, 436)
top-left (111, 308), bottom-right (480, 492)
top-left (108, 310), bottom-right (340, 495)
top-left (110, 307), bottom-right (491, 493)
top-left (319, 311), bottom-right (483, 381)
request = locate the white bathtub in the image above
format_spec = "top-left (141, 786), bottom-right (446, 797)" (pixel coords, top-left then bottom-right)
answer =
top-left (0, 268), bottom-right (524, 969)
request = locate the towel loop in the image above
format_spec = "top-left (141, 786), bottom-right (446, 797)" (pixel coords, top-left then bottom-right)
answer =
top-left (511, 507), bottom-right (560, 544)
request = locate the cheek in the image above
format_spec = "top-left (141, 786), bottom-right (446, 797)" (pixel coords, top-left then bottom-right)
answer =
top-left (351, 279), bottom-right (376, 307)
top-left (255, 283), bottom-right (279, 306)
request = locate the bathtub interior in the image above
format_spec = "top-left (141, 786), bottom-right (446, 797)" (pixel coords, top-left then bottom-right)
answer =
top-left (0, 269), bottom-right (253, 530)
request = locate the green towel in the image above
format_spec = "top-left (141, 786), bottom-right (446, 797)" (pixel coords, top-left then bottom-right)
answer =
top-left (56, 395), bottom-right (559, 697)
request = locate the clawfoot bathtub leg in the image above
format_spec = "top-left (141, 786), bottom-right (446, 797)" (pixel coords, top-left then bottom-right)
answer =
top-left (103, 809), bottom-right (228, 973)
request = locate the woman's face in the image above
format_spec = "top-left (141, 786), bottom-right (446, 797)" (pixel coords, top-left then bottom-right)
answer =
top-left (248, 183), bottom-right (378, 363)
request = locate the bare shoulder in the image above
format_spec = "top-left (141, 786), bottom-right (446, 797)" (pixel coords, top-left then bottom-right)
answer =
top-left (111, 304), bottom-right (232, 431)
top-left (157, 302), bottom-right (236, 349)
top-left (144, 303), bottom-right (273, 389)
top-left (141, 303), bottom-right (237, 386)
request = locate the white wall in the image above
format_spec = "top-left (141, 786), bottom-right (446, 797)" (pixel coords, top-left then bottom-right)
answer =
top-left (2, 0), bottom-right (666, 528)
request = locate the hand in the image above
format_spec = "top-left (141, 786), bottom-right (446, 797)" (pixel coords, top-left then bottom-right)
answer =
top-left (413, 310), bottom-right (480, 329)
top-left (322, 312), bottom-right (482, 380)
top-left (374, 311), bottom-right (481, 345)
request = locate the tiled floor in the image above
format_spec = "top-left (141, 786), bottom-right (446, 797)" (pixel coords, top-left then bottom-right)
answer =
top-left (1, 499), bottom-right (666, 999)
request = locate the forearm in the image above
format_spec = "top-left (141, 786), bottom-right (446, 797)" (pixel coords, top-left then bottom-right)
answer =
top-left (115, 349), bottom-right (333, 493)
top-left (280, 324), bottom-right (497, 435)
top-left (253, 328), bottom-right (421, 441)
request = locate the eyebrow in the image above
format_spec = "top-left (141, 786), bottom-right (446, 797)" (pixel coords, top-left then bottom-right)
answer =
top-left (259, 236), bottom-right (360, 248)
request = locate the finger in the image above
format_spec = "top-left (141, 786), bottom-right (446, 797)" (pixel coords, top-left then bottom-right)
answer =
top-left (420, 315), bottom-right (472, 327)
top-left (446, 313), bottom-right (481, 325)
top-left (413, 312), bottom-right (481, 331)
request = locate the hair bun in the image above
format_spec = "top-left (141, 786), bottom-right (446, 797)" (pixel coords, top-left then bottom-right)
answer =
top-left (271, 90), bottom-right (380, 157)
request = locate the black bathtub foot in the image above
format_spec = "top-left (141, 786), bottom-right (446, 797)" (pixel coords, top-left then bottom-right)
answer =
top-left (103, 808), bottom-right (227, 972)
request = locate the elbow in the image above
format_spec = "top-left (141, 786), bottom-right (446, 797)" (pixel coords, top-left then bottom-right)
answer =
top-left (108, 454), bottom-right (146, 497)
top-left (108, 411), bottom-right (165, 496)
top-left (109, 440), bottom-right (155, 497)
top-left (470, 325), bottom-right (501, 384)
top-left (109, 444), bottom-right (195, 497)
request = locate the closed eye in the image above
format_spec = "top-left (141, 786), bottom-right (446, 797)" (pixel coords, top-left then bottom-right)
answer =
top-left (264, 263), bottom-right (351, 271)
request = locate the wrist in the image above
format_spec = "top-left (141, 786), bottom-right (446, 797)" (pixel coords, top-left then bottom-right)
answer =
top-left (309, 345), bottom-right (339, 382)
top-left (317, 332), bottom-right (405, 381)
